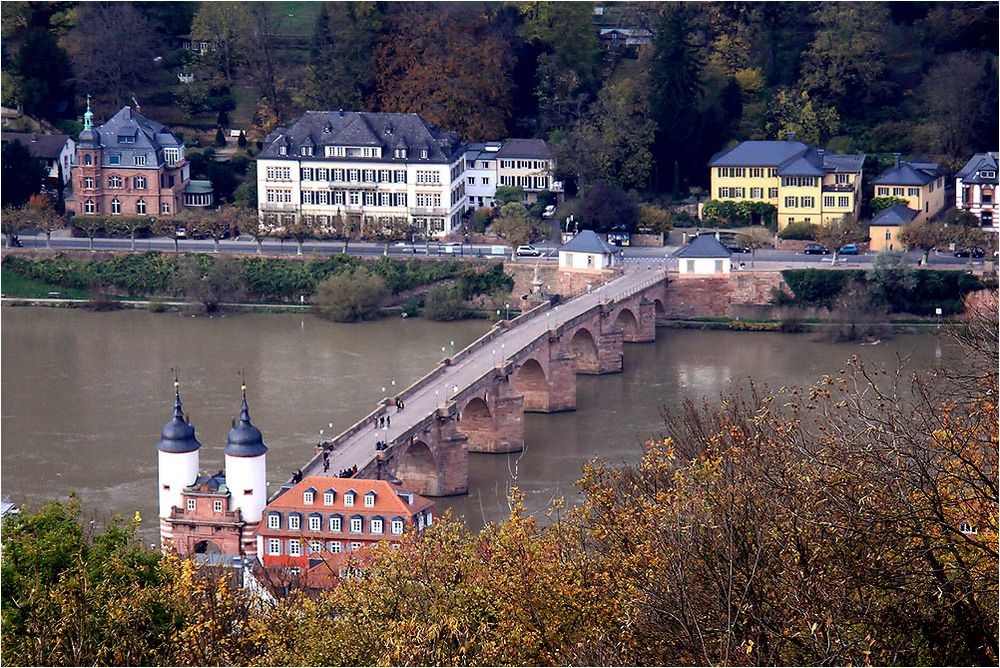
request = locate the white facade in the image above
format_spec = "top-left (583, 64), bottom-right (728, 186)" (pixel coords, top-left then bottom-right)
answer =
top-left (158, 449), bottom-right (199, 519)
top-left (558, 250), bottom-right (615, 270)
top-left (465, 143), bottom-right (501, 209)
top-left (678, 257), bottom-right (732, 275)
top-left (225, 452), bottom-right (268, 524)
top-left (257, 156), bottom-right (466, 239)
top-left (56, 138), bottom-right (76, 185)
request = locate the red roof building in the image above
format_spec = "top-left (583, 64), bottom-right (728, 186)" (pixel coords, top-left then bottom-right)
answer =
top-left (256, 476), bottom-right (434, 573)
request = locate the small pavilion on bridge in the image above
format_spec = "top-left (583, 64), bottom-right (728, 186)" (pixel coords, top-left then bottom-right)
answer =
top-left (558, 230), bottom-right (618, 271)
top-left (673, 234), bottom-right (732, 275)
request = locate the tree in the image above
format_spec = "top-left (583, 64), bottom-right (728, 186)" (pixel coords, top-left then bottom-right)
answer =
top-left (312, 267), bottom-right (389, 322)
top-left (251, 97), bottom-right (279, 139)
top-left (374, 4), bottom-right (515, 140)
top-left (190, 210), bottom-right (232, 253)
top-left (1, 140), bottom-right (46, 208)
top-left (302, 2), bottom-right (382, 111)
top-left (1, 206), bottom-right (30, 248)
top-left (423, 284), bottom-right (469, 321)
top-left (281, 217), bottom-right (315, 256)
top-left (491, 202), bottom-right (538, 251)
top-left (240, 3), bottom-right (281, 115)
top-left (214, 127), bottom-right (226, 148)
top-left (764, 87), bottom-right (840, 146)
top-left (579, 184), bottom-right (639, 233)
top-left (900, 219), bottom-right (949, 263)
top-left (232, 162), bottom-right (258, 210)
top-left (107, 216), bottom-right (151, 252)
top-left (64, 3), bottom-right (155, 108)
top-left (151, 217), bottom-right (185, 253)
top-left (920, 52), bottom-right (1000, 161)
top-left (190, 1), bottom-right (247, 83)
top-left (814, 216), bottom-right (866, 264)
top-left (495, 186), bottom-right (524, 206)
top-left (638, 205), bottom-right (673, 234)
top-left (11, 28), bottom-right (74, 119)
top-left (26, 194), bottom-right (64, 249)
top-left (73, 215), bottom-right (106, 251)
top-left (173, 255), bottom-right (246, 313)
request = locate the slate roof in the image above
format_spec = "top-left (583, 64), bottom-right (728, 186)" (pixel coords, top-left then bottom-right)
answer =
top-left (709, 140), bottom-right (865, 178)
top-left (1, 132), bottom-right (71, 160)
top-left (559, 229), bottom-right (615, 254)
top-left (674, 234), bottom-right (732, 259)
top-left (955, 152), bottom-right (999, 185)
top-left (873, 160), bottom-right (939, 186)
top-left (259, 111), bottom-right (463, 164)
top-left (870, 203), bottom-right (919, 227)
top-left (224, 394), bottom-right (268, 458)
top-left (79, 106), bottom-right (180, 168)
top-left (157, 389), bottom-right (202, 454)
top-left (495, 138), bottom-right (553, 160)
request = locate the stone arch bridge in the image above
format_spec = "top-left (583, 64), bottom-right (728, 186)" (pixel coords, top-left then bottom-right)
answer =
top-left (295, 268), bottom-right (669, 498)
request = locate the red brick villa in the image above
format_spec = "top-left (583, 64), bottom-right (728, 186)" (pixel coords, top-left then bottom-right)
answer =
top-left (67, 98), bottom-right (212, 218)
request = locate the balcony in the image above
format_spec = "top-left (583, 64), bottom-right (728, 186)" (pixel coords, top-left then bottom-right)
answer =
top-left (260, 202), bottom-right (298, 212)
top-left (822, 184), bottom-right (855, 193)
top-left (409, 207), bottom-right (447, 216)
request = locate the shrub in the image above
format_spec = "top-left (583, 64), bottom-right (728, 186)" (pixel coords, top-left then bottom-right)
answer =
top-left (639, 205), bottom-right (672, 233)
top-left (214, 127), bottom-right (226, 147)
top-left (870, 196), bottom-right (909, 213)
top-left (424, 284), bottom-right (469, 321)
top-left (312, 267), bottom-right (389, 322)
top-left (778, 222), bottom-right (818, 240)
top-left (580, 184), bottom-right (638, 232)
top-left (780, 269), bottom-right (865, 307)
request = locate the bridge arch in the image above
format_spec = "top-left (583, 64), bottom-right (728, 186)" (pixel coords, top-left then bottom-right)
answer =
top-left (459, 396), bottom-right (496, 452)
top-left (396, 439), bottom-right (438, 493)
top-left (194, 539), bottom-right (222, 555)
top-left (513, 357), bottom-right (552, 412)
top-left (569, 327), bottom-right (600, 374)
top-left (615, 308), bottom-right (639, 340)
top-left (654, 298), bottom-right (666, 319)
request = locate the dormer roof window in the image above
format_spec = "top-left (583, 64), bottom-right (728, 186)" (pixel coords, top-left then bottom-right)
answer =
top-left (344, 490), bottom-right (356, 507)
top-left (278, 145), bottom-right (287, 156)
top-left (981, 170), bottom-right (996, 179)
top-left (364, 491), bottom-right (376, 507)
top-left (118, 135), bottom-right (135, 144)
top-left (420, 148), bottom-right (429, 160)
top-left (303, 487), bottom-right (316, 504)
top-left (959, 521), bottom-right (978, 536)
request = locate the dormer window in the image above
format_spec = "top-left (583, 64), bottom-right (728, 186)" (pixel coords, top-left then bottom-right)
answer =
top-left (323, 125), bottom-right (332, 134)
top-left (364, 492), bottom-right (376, 508)
top-left (83, 154), bottom-right (92, 166)
top-left (344, 492), bottom-right (355, 507)
top-left (394, 148), bottom-right (407, 159)
top-left (288, 514), bottom-right (301, 530)
top-left (118, 135), bottom-right (135, 144)
top-left (959, 521), bottom-right (978, 536)
top-left (267, 513), bottom-right (281, 529)
top-left (323, 491), bottom-right (334, 505)
top-left (303, 490), bottom-right (314, 504)
top-left (278, 145), bottom-right (287, 156)
top-left (109, 154), bottom-right (121, 165)
top-left (420, 149), bottom-right (429, 160)
top-left (981, 171), bottom-right (996, 179)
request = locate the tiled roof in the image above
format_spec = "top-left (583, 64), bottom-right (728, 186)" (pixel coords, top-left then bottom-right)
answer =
top-left (266, 476), bottom-right (434, 515)
top-left (674, 234), bottom-right (733, 258)
top-left (495, 138), bottom-right (553, 160)
top-left (559, 229), bottom-right (615, 254)
top-left (955, 152), bottom-right (999, 184)
top-left (870, 203), bottom-right (919, 227)
top-left (873, 160), bottom-right (938, 186)
top-left (259, 111), bottom-right (463, 164)
top-left (1, 132), bottom-right (71, 160)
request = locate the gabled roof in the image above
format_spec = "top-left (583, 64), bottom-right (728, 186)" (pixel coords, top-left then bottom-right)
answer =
top-left (82, 106), bottom-right (180, 168)
top-left (870, 203), bottom-right (919, 227)
top-left (259, 111), bottom-right (463, 164)
top-left (777, 152), bottom-right (825, 177)
top-left (495, 138), bottom-right (553, 160)
top-left (559, 229), bottom-right (615, 254)
top-left (955, 152), bottom-right (999, 184)
top-left (709, 140), bottom-right (810, 167)
top-left (266, 476), bottom-right (434, 515)
top-left (873, 160), bottom-right (938, 186)
top-left (1, 132), bottom-right (72, 160)
top-left (674, 234), bottom-right (732, 259)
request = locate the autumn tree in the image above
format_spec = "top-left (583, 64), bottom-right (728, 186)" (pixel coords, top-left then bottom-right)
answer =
top-left (764, 87), bottom-right (840, 146)
top-left (491, 202), bottom-right (538, 251)
top-left (374, 3), bottom-right (514, 140)
top-left (190, 209), bottom-right (233, 253)
top-left (26, 194), bottom-right (63, 249)
top-left (151, 217), bottom-right (186, 253)
top-left (73, 214), bottom-right (106, 251)
top-left (240, 2), bottom-right (281, 115)
top-left (1, 206), bottom-right (30, 247)
top-left (189, 1), bottom-right (247, 83)
top-left (813, 215), bottom-right (866, 264)
top-left (900, 218), bottom-right (949, 263)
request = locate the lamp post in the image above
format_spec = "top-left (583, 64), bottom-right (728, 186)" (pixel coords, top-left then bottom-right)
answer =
top-left (505, 303), bottom-right (510, 320)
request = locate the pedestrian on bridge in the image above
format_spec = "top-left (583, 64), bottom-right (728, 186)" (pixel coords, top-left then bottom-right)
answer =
top-left (323, 460), bottom-right (330, 473)
top-left (386, 415), bottom-right (391, 427)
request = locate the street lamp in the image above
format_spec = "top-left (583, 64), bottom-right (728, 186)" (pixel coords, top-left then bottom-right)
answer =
top-left (505, 303), bottom-right (510, 320)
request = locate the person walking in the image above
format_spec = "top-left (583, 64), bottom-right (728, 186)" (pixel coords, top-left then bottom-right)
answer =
top-left (386, 415), bottom-right (391, 428)
top-left (323, 460), bottom-right (330, 473)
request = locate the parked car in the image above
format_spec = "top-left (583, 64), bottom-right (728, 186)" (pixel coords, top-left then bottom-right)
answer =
top-left (953, 247), bottom-right (985, 258)
top-left (725, 242), bottom-right (752, 254)
top-left (441, 242), bottom-right (463, 254)
top-left (838, 244), bottom-right (860, 255)
top-left (516, 244), bottom-right (542, 257)
top-left (803, 243), bottom-right (830, 255)
top-left (541, 205), bottom-right (556, 219)
top-left (175, 227), bottom-right (187, 239)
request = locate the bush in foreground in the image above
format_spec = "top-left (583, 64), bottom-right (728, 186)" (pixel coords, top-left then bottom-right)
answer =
top-left (312, 267), bottom-right (389, 322)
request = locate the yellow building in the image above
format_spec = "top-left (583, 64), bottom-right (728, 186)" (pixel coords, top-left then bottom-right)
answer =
top-left (872, 157), bottom-right (947, 223)
top-left (707, 134), bottom-right (865, 230)
top-left (495, 138), bottom-right (562, 205)
top-left (868, 202), bottom-right (918, 252)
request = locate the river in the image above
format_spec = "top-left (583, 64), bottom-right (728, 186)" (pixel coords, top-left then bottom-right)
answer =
top-left (1, 307), bottom-right (947, 543)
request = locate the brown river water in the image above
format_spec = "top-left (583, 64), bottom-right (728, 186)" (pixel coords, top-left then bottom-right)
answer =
top-left (1, 307), bottom-right (948, 544)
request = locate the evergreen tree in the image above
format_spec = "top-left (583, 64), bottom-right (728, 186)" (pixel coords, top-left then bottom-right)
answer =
top-left (214, 126), bottom-right (226, 148)
top-left (1, 141), bottom-right (46, 207)
top-left (12, 28), bottom-right (74, 119)
top-left (304, 2), bottom-right (382, 110)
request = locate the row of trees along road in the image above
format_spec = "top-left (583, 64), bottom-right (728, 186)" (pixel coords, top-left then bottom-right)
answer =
top-left (2, 293), bottom-right (996, 665)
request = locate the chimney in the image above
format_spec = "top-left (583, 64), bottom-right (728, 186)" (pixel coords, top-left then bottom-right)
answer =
top-left (786, 131), bottom-right (796, 142)
top-left (124, 106), bottom-right (132, 120)
top-left (894, 153), bottom-right (900, 169)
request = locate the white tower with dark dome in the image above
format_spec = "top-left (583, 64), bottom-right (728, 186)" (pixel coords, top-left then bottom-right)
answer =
top-left (224, 384), bottom-right (268, 554)
top-left (156, 380), bottom-right (201, 550)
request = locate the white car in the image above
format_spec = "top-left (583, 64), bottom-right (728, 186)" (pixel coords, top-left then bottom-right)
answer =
top-left (516, 245), bottom-right (542, 257)
top-left (175, 227), bottom-right (187, 239)
top-left (541, 205), bottom-right (556, 219)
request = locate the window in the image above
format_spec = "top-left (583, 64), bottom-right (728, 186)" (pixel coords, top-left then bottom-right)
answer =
top-left (482, 177), bottom-right (489, 185)
top-left (109, 154), bottom-right (121, 165)
top-left (749, 167), bottom-right (763, 178)
top-left (266, 166), bottom-right (291, 180)
top-left (328, 541), bottom-right (343, 553)
top-left (84, 154), bottom-right (92, 165)
top-left (417, 171), bottom-right (441, 185)
top-left (345, 492), bottom-right (355, 507)
top-left (109, 175), bottom-right (122, 189)
top-left (824, 196), bottom-right (835, 208)
top-left (267, 513), bottom-right (281, 529)
top-left (364, 493), bottom-right (376, 508)
top-left (308, 515), bottom-right (320, 532)
top-left (370, 518), bottom-right (383, 534)
top-left (267, 538), bottom-right (281, 555)
top-left (348, 169), bottom-right (359, 182)
top-left (84, 200), bottom-right (96, 214)
top-left (278, 146), bottom-right (287, 156)
top-left (323, 492), bottom-right (334, 505)
top-left (309, 540), bottom-right (323, 554)
top-left (288, 514), bottom-right (301, 530)
top-left (84, 177), bottom-right (94, 189)
top-left (959, 521), bottom-right (978, 536)
top-left (685, 259), bottom-right (695, 272)
top-left (892, 187), bottom-right (904, 197)
top-left (838, 196), bottom-right (850, 208)
top-left (908, 187), bottom-right (919, 197)
top-left (784, 197), bottom-right (798, 208)
top-left (349, 542), bottom-right (364, 551)
top-left (835, 173), bottom-right (850, 184)
top-left (350, 517), bottom-right (363, 533)
top-left (134, 155), bottom-right (147, 166)
top-left (111, 198), bottom-right (121, 215)
top-left (801, 197), bottom-right (815, 208)
top-left (420, 149), bottom-right (428, 159)
top-left (391, 519), bottom-right (404, 535)
top-left (877, 187), bottom-right (889, 196)
top-left (467, 176), bottom-right (476, 185)
top-left (303, 490), bottom-right (314, 505)
top-left (134, 176), bottom-right (146, 189)
top-left (982, 171), bottom-right (996, 179)
top-left (288, 539), bottom-right (302, 557)
top-left (329, 516), bottom-right (342, 532)
top-left (768, 187), bottom-right (778, 198)
top-left (885, 230), bottom-right (891, 241)
top-left (750, 187), bottom-right (763, 199)
top-left (714, 260), bottom-right (723, 273)
top-left (363, 169), bottom-right (375, 182)
top-left (164, 148), bottom-right (179, 165)
top-left (161, 202), bottom-right (170, 214)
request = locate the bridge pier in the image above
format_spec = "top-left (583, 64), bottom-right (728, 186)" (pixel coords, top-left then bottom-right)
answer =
top-left (597, 329), bottom-right (624, 374)
top-left (459, 375), bottom-right (525, 454)
top-left (390, 407), bottom-right (469, 497)
top-left (624, 299), bottom-right (656, 343)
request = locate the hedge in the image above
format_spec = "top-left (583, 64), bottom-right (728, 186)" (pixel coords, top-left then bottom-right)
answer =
top-left (2, 253), bottom-right (513, 303)
top-left (778, 222), bottom-right (818, 240)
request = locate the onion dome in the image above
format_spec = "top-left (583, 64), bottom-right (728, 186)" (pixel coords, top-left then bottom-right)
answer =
top-left (157, 383), bottom-right (201, 453)
top-left (224, 386), bottom-right (268, 457)
top-left (78, 94), bottom-right (98, 149)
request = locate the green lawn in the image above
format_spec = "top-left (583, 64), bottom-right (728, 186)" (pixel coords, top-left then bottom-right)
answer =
top-left (272, 1), bottom-right (324, 35)
top-left (0, 269), bottom-right (89, 300)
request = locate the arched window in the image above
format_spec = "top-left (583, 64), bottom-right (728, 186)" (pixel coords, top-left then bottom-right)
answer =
top-left (111, 198), bottom-right (121, 215)
top-left (84, 200), bottom-right (96, 214)
top-left (84, 154), bottom-right (92, 165)
top-left (135, 199), bottom-right (146, 215)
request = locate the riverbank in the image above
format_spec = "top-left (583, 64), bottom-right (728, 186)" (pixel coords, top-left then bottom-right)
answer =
top-left (659, 316), bottom-right (957, 333)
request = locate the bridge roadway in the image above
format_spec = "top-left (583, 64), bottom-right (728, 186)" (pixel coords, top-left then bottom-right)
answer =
top-left (297, 265), bottom-right (664, 486)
